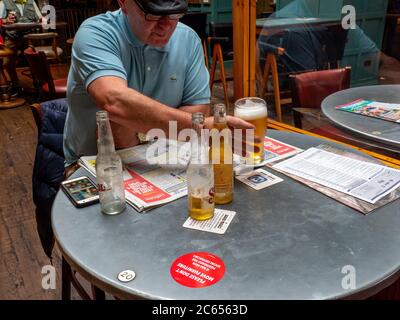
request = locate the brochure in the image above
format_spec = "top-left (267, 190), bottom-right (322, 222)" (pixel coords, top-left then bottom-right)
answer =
top-left (336, 99), bottom-right (400, 123)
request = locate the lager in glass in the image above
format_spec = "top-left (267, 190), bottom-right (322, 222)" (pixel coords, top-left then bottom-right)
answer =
top-left (234, 97), bottom-right (268, 164)
top-left (210, 104), bottom-right (233, 204)
top-left (187, 113), bottom-right (215, 220)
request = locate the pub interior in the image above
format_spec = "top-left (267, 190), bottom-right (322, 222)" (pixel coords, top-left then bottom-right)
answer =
top-left (1, 0), bottom-right (400, 301)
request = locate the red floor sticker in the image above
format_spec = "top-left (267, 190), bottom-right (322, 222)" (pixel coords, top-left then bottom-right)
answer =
top-left (170, 252), bottom-right (225, 288)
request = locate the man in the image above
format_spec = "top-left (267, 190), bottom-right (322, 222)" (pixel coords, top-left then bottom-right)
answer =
top-left (64, 0), bottom-right (256, 175)
top-left (0, 0), bottom-right (43, 93)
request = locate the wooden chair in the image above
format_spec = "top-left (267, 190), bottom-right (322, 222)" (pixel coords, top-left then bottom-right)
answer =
top-left (288, 66), bottom-right (390, 150)
top-left (290, 67), bottom-right (352, 130)
top-left (24, 47), bottom-right (67, 100)
top-left (257, 25), bottom-right (348, 122)
top-left (24, 32), bottom-right (63, 62)
top-left (208, 22), bottom-right (233, 108)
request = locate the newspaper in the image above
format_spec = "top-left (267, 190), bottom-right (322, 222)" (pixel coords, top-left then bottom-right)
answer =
top-left (234, 136), bottom-right (303, 174)
top-left (79, 139), bottom-right (190, 212)
top-left (272, 147), bottom-right (400, 205)
top-left (336, 99), bottom-right (400, 123)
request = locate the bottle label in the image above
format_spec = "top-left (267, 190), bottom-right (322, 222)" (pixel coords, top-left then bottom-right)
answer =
top-left (97, 182), bottom-right (111, 192)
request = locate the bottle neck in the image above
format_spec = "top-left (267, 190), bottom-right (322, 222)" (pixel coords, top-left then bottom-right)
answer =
top-left (213, 103), bottom-right (227, 125)
top-left (96, 111), bottom-right (116, 155)
top-left (190, 112), bottom-right (207, 164)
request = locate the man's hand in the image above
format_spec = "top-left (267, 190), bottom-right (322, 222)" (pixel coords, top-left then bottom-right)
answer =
top-left (205, 115), bottom-right (261, 157)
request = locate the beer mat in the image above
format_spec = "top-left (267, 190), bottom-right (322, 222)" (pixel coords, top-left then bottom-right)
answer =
top-left (235, 168), bottom-right (283, 190)
top-left (266, 144), bottom-right (400, 215)
top-left (183, 209), bottom-right (236, 234)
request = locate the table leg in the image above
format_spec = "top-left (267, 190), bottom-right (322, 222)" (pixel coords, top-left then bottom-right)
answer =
top-left (61, 256), bottom-right (72, 300)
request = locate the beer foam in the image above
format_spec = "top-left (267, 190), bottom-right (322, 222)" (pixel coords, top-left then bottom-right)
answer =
top-left (234, 101), bottom-right (268, 120)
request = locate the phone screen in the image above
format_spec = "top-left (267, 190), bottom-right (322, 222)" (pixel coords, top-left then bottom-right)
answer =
top-left (63, 177), bottom-right (99, 204)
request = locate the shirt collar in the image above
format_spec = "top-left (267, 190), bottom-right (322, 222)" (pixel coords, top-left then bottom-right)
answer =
top-left (120, 10), bottom-right (170, 52)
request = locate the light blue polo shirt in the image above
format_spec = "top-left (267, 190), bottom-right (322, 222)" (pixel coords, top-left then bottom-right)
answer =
top-left (63, 9), bottom-right (210, 165)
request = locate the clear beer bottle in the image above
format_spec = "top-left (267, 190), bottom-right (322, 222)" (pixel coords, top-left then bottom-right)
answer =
top-left (95, 110), bottom-right (126, 215)
top-left (210, 104), bottom-right (233, 204)
top-left (187, 112), bottom-right (215, 220)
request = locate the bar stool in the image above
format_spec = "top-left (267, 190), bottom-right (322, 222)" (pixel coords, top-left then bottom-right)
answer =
top-left (0, 45), bottom-right (25, 109)
top-left (256, 43), bottom-right (285, 122)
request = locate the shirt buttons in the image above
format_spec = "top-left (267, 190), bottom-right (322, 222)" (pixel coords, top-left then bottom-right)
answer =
top-left (147, 66), bottom-right (151, 72)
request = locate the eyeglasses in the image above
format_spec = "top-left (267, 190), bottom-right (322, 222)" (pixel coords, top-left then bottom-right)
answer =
top-left (133, 0), bottom-right (185, 21)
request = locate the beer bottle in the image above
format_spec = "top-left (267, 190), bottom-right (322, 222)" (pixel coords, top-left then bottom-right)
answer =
top-left (95, 110), bottom-right (126, 215)
top-left (187, 112), bottom-right (215, 220)
top-left (210, 104), bottom-right (233, 204)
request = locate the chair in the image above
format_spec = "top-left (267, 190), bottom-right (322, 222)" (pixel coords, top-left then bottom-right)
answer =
top-left (180, 12), bottom-right (209, 67)
top-left (31, 98), bottom-right (105, 300)
top-left (257, 24), bottom-right (348, 121)
top-left (24, 46), bottom-right (67, 100)
top-left (289, 66), bottom-right (375, 147)
top-left (290, 66), bottom-right (351, 129)
top-left (208, 22), bottom-right (233, 108)
top-left (24, 32), bottom-right (63, 61)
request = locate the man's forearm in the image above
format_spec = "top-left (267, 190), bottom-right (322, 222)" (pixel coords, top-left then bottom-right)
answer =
top-left (88, 77), bottom-right (206, 135)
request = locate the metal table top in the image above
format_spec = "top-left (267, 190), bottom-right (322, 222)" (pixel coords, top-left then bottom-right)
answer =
top-left (321, 85), bottom-right (400, 150)
top-left (52, 131), bottom-right (400, 300)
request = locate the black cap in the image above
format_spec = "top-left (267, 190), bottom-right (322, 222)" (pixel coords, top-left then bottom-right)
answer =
top-left (134, 0), bottom-right (188, 15)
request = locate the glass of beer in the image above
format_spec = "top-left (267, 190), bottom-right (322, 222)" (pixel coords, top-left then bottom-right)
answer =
top-left (234, 97), bottom-right (267, 165)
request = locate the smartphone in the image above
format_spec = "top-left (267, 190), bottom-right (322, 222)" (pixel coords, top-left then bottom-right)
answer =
top-left (61, 176), bottom-right (99, 208)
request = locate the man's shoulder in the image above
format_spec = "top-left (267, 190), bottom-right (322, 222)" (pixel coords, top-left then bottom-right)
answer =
top-left (80, 10), bottom-right (122, 32)
top-left (174, 22), bottom-right (201, 43)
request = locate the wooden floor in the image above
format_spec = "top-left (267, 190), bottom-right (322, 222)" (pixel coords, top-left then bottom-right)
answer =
top-left (0, 66), bottom-right (87, 300)
top-left (0, 103), bottom-right (60, 299)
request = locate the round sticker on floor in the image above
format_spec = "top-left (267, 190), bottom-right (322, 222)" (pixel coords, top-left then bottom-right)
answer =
top-left (170, 252), bottom-right (225, 288)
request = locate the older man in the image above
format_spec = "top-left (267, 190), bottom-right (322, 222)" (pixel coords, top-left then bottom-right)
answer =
top-left (0, 0), bottom-right (43, 94)
top-left (64, 0), bottom-right (255, 174)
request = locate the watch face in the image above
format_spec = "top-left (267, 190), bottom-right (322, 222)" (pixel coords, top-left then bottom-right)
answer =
top-left (64, 177), bottom-right (98, 202)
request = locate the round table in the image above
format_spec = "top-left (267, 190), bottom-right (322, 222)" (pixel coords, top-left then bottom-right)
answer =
top-left (52, 131), bottom-right (400, 300)
top-left (321, 85), bottom-right (400, 150)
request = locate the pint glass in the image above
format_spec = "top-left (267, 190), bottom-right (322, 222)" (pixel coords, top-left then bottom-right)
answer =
top-left (234, 97), bottom-right (267, 165)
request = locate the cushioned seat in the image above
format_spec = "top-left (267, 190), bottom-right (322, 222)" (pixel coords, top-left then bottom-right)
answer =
top-left (42, 78), bottom-right (68, 96)
top-left (24, 32), bottom-right (63, 61)
top-left (34, 46), bottom-right (63, 59)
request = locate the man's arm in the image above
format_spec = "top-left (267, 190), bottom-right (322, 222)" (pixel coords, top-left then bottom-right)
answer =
top-left (88, 76), bottom-right (194, 135)
top-left (88, 76), bottom-right (256, 150)
top-left (33, 1), bottom-right (43, 20)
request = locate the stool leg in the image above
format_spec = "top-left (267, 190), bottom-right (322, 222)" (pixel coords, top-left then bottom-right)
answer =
top-left (216, 44), bottom-right (229, 108)
top-left (202, 39), bottom-right (208, 69)
top-left (0, 59), bottom-right (9, 85)
top-left (270, 54), bottom-right (282, 122)
top-left (261, 54), bottom-right (271, 99)
top-left (209, 45), bottom-right (218, 94)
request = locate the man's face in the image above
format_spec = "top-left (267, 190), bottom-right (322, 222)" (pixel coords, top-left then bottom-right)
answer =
top-left (118, 0), bottom-right (179, 47)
